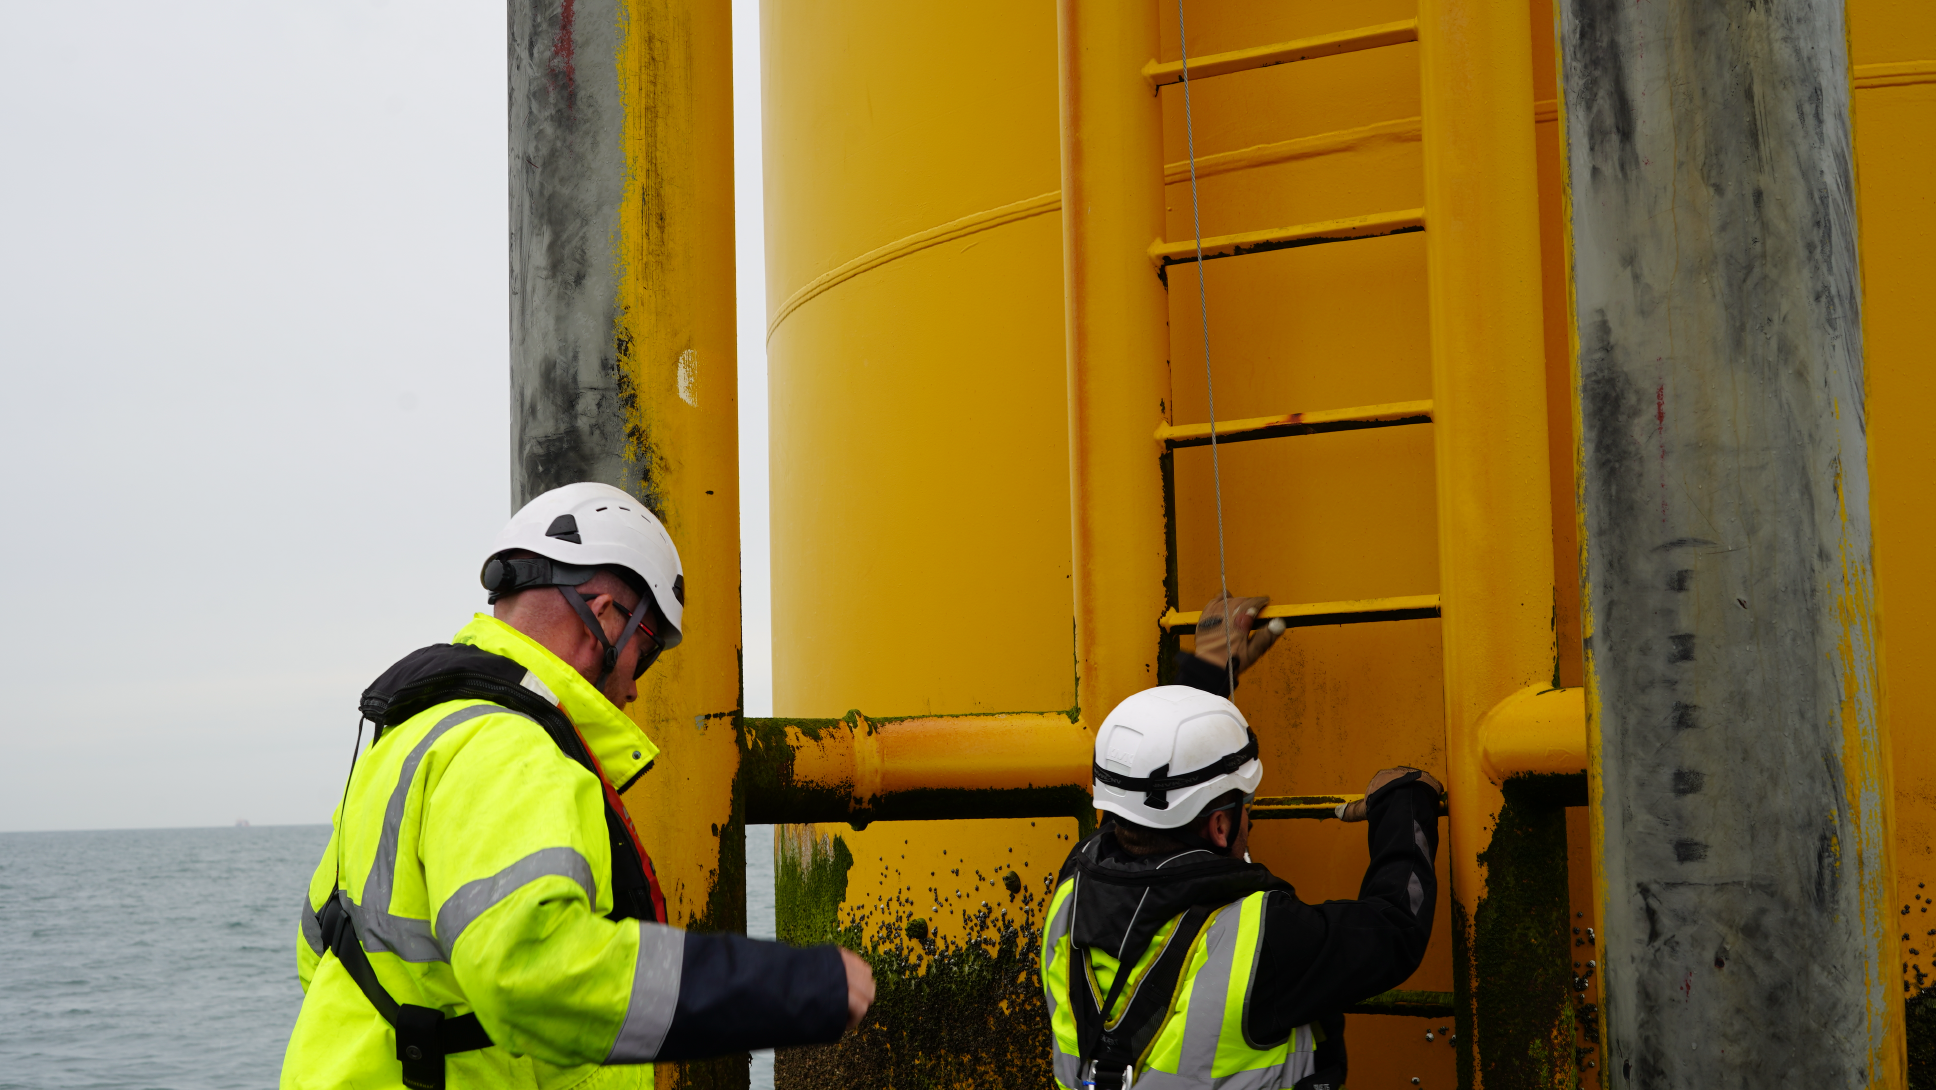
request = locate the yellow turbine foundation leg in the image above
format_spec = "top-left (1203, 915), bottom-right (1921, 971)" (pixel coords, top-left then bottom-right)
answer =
top-left (1418, 0), bottom-right (1559, 1084)
top-left (1058, 0), bottom-right (1171, 722)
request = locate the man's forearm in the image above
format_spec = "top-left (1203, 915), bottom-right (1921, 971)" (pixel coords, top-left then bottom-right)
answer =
top-left (651, 932), bottom-right (851, 1060)
top-left (1174, 652), bottom-right (1234, 697)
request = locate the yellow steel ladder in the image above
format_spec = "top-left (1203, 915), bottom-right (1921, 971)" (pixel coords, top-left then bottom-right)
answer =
top-left (1058, 0), bottom-right (1570, 1078)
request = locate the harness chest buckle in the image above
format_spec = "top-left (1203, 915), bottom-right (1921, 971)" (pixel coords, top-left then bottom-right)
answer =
top-left (396, 1004), bottom-right (448, 1090)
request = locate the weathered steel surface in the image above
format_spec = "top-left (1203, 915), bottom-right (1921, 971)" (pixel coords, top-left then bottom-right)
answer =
top-left (1560, 0), bottom-right (1897, 1083)
top-left (510, 4), bottom-right (745, 1087)
top-left (510, 0), bottom-right (633, 505)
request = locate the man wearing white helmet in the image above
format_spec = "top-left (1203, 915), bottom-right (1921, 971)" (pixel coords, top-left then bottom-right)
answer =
top-left (1041, 593), bottom-right (1444, 1090)
top-left (284, 482), bottom-right (873, 1090)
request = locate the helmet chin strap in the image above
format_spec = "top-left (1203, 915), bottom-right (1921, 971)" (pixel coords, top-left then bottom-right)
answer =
top-left (559, 587), bottom-right (654, 689)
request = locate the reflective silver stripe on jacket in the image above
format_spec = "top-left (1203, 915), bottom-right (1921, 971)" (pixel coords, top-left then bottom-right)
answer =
top-left (1180, 903), bottom-right (1246, 1077)
top-left (1044, 879), bottom-right (1082, 1087)
top-left (1066, 895), bottom-right (1316, 1090)
top-left (300, 894), bottom-right (326, 955)
top-left (436, 845), bottom-right (598, 952)
top-left (605, 921), bottom-right (687, 1062)
top-left (1235, 898), bottom-right (1314, 1090)
top-left (356, 703), bottom-right (535, 963)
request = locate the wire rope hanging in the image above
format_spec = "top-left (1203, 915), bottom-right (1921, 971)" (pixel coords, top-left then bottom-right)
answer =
top-left (1174, 0), bottom-right (1238, 691)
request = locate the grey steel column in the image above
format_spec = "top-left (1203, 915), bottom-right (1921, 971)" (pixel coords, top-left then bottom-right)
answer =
top-left (509, 0), bottom-right (631, 505)
top-left (1560, 0), bottom-right (1899, 1084)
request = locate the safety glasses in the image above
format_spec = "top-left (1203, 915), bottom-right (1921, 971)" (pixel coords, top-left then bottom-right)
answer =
top-left (630, 624), bottom-right (665, 679)
top-left (579, 592), bottom-right (666, 680)
top-left (1207, 792), bottom-right (1256, 822)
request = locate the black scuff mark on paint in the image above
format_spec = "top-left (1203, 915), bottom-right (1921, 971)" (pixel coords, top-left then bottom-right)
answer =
top-left (1667, 634), bottom-right (1696, 663)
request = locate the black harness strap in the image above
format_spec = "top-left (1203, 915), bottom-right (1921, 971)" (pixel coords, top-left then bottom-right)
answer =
top-left (316, 892), bottom-right (491, 1090)
top-left (1071, 902), bottom-right (1217, 1090)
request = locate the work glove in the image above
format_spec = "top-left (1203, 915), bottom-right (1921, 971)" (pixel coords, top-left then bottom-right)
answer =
top-left (1338, 766), bottom-right (1445, 822)
top-left (1192, 593), bottom-right (1285, 678)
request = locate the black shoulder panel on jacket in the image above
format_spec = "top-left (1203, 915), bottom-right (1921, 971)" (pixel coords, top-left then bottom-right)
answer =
top-left (360, 643), bottom-right (548, 736)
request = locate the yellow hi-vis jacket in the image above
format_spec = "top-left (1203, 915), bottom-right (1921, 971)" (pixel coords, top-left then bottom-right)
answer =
top-left (1042, 881), bottom-right (1319, 1090)
top-left (283, 615), bottom-right (675, 1090)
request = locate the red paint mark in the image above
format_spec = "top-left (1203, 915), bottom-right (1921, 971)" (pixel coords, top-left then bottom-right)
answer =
top-left (1681, 970), bottom-right (1693, 1000)
top-left (549, 0), bottom-right (577, 93)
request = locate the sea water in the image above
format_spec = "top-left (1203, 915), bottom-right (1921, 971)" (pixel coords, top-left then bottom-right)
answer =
top-left (0, 825), bottom-right (331, 1090)
top-left (0, 824), bottom-right (781, 1090)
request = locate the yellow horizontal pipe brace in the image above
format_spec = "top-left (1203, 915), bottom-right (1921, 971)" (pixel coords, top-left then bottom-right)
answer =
top-left (1477, 685), bottom-right (1587, 780)
top-left (1157, 399), bottom-right (1433, 448)
top-left (1162, 594), bottom-right (1441, 631)
top-left (748, 710), bottom-right (1096, 826)
top-left (1149, 208), bottom-right (1426, 267)
top-left (787, 711), bottom-right (1092, 798)
top-left (1252, 794), bottom-right (1452, 820)
top-left (1142, 19), bottom-right (1419, 87)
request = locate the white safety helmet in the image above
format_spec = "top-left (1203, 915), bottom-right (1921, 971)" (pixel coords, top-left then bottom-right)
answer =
top-left (480, 483), bottom-right (685, 682)
top-left (1091, 686), bottom-right (1263, 830)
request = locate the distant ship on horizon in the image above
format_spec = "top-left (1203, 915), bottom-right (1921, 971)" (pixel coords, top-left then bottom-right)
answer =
top-left (234, 819), bottom-right (250, 828)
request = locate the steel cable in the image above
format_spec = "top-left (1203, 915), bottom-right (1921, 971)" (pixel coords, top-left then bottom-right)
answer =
top-left (1175, 0), bottom-right (1237, 691)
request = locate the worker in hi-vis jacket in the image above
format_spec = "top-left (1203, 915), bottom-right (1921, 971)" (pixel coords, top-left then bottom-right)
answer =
top-left (283, 482), bottom-right (873, 1090)
top-left (1041, 595), bottom-right (1443, 1090)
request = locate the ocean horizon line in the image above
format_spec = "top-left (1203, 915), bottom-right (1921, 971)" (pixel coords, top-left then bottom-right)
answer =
top-left (0, 821), bottom-right (334, 836)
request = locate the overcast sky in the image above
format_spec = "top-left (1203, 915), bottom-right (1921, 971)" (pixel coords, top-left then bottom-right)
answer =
top-left (0, 0), bottom-right (773, 831)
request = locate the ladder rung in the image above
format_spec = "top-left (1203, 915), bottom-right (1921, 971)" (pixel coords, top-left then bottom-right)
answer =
top-left (1161, 594), bottom-right (1440, 632)
top-left (1142, 19), bottom-right (1420, 87)
top-left (1252, 793), bottom-right (1361, 819)
top-left (1158, 400), bottom-right (1433, 448)
top-left (1344, 989), bottom-right (1457, 1017)
top-left (1251, 794), bottom-right (1451, 820)
top-left (1150, 208), bottom-right (1425, 268)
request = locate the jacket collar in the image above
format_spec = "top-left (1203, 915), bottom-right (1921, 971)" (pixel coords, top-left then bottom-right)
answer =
top-left (1069, 829), bottom-right (1288, 960)
top-left (452, 614), bottom-right (659, 785)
